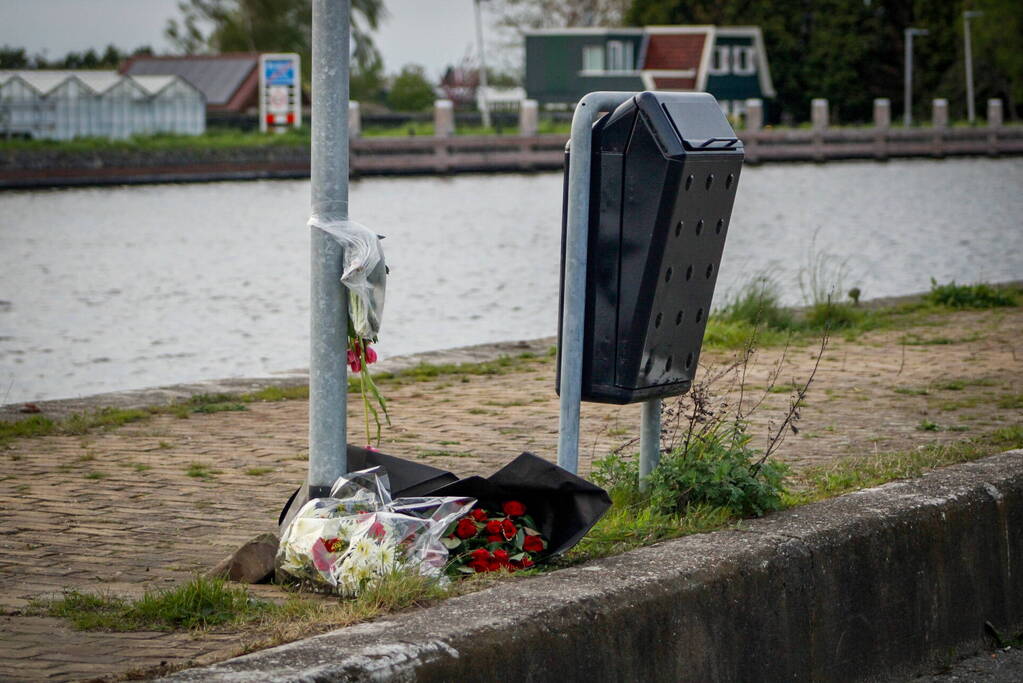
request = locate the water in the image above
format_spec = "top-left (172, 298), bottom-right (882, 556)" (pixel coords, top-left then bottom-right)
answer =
top-left (1, 158), bottom-right (1021, 404)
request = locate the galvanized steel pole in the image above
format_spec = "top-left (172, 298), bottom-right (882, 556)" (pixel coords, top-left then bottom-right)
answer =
top-left (308, 0), bottom-right (350, 496)
top-left (903, 28), bottom-right (928, 127)
top-left (558, 91), bottom-right (634, 474)
top-left (473, 0), bottom-right (491, 130)
top-left (964, 11), bottom-right (982, 124)
top-left (638, 399), bottom-right (661, 491)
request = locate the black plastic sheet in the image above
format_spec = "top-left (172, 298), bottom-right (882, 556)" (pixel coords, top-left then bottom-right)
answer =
top-left (279, 449), bottom-right (611, 556)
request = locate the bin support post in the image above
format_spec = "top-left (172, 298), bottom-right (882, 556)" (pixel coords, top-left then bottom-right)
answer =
top-left (308, 0), bottom-right (350, 497)
top-left (558, 91), bottom-right (634, 474)
top-left (638, 399), bottom-right (661, 490)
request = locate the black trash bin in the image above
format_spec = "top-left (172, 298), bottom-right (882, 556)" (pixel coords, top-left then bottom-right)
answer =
top-left (558, 91), bottom-right (745, 404)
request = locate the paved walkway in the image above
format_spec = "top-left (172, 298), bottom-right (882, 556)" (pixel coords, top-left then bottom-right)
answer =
top-left (1, 307), bottom-right (1020, 681)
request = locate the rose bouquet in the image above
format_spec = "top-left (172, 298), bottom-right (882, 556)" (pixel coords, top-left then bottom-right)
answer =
top-left (277, 467), bottom-right (474, 596)
top-left (442, 500), bottom-right (548, 574)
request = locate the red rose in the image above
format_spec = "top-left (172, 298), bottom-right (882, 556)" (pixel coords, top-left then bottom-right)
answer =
top-left (523, 535), bottom-right (545, 553)
top-left (484, 519), bottom-right (503, 535)
top-left (487, 535), bottom-right (503, 544)
top-left (468, 559), bottom-right (489, 573)
top-left (470, 508), bottom-right (488, 522)
top-left (455, 518), bottom-right (478, 539)
top-left (365, 345), bottom-right (378, 364)
top-left (487, 560), bottom-right (504, 572)
top-left (493, 549), bottom-right (510, 564)
top-left (502, 500), bottom-right (527, 517)
top-left (470, 548), bottom-right (491, 562)
top-left (520, 556), bottom-right (534, 568)
top-left (323, 537), bottom-right (343, 553)
top-left (501, 518), bottom-right (516, 539)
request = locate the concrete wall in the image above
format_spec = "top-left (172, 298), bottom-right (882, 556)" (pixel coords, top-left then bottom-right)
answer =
top-left (164, 450), bottom-right (1023, 682)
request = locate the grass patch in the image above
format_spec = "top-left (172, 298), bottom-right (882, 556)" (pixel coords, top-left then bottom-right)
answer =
top-left (245, 467), bottom-right (274, 476)
top-left (185, 462), bottom-right (221, 481)
top-left (893, 386), bottom-right (930, 396)
top-left (788, 425), bottom-right (1023, 504)
top-left (924, 279), bottom-right (1019, 309)
top-left (40, 576), bottom-right (274, 631)
top-left (998, 393), bottom-right (1023, 410)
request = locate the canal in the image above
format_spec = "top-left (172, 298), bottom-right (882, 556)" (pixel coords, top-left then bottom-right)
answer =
top-left (1, 157), bottom-right (1021, 403)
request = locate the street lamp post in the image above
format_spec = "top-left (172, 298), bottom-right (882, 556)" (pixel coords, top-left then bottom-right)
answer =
top-left (904, 27), bottom-right (929, 127)
top-left (473, 0), bottom-right (491, 129)
top-left (963, 11), bottom-right (983, 124)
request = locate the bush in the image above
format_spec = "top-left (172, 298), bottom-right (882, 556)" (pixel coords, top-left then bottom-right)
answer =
top-left (593, 423), bottom-right (789, 519)
top-left (387, 64), bottom-right (436, 112)
top-left (924, 279), bottom-right (1018, 309)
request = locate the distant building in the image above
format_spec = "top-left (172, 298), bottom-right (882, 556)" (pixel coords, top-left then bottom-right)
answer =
top-left (0, 70), bottom-right (205, 140)
top-left (525, 25), bottom-right (775, 117)
top-left (120, 53), bottom-right (262, 115)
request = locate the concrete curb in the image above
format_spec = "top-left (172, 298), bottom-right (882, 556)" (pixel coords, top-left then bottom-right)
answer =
top-left (161, 450), bottom-right (1023, 682)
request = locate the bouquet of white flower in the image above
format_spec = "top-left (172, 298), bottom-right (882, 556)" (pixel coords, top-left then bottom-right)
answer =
top-left (276, 467), bottom-right (474, 596)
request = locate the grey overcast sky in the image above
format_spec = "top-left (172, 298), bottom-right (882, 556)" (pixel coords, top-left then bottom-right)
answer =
top-left (0, 0), bottom-right (513, 78)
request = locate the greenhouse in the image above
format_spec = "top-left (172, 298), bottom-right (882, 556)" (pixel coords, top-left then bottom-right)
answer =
top-left (0, 70), bottom-right (205, 140)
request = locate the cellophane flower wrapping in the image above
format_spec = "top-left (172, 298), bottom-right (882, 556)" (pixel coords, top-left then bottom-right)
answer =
top-left (276, 467), bottom-right (475, 596)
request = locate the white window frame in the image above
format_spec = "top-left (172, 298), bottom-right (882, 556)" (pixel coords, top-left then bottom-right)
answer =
top-left (582, 45), bottom-right (605, 73)
top-left (606, 40), bottom-right (634, 72)
top-left (732, 46), bottom-right (757, 76)
top-left (709, 46), bottom-right (731, 75)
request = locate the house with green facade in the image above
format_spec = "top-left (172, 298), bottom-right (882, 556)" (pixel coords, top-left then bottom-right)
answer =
top-left (525, 26), bottom-right (775, 118)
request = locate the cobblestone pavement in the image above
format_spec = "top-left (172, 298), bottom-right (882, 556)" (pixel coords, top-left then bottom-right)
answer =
top-left (1, 307), bottom-right (1020, 681)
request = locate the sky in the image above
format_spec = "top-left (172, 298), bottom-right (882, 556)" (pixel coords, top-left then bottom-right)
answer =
top-left (0, 0), bottom-right (517, 79)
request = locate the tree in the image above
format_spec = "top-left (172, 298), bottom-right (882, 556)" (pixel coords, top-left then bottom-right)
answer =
top-left (387, 64), bottom-right (436, 112)
top-left (165, 0), bottom-right (386, 85)
top-left (492, 0), bottom-right (631, 31)
top-left (0, 46), bottom-right (29, 69)
top-left (626, 0), bottom-right (975, 123)
top-left (971, 0), bottom-right (1023, 118)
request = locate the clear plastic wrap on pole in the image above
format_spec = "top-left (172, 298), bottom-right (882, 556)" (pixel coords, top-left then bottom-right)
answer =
top-left (277, 467), bottom-right (475, 595)
top-left (308, 217), bottom-right (387, 340)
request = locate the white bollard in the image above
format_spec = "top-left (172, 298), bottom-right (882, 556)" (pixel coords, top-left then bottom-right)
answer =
top-left (987, 98), bottom-right (1003, 127)
top-left (519, 99), bottom-right (539, 136)
top-left (348, 101), bottom-right (361, 138)
top-left (434, 99), bottom-right (455, 137)
top-left (932, 98), bottom-right (948, 128)
top-left (744, 98), bottom-right (763, 132)
top-left (873, 98), bottom-right (891, 128)
top-left (811, 98), bottom-right (829, 130)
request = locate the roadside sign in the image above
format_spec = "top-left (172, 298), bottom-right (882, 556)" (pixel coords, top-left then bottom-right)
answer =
top-left (259, 53), bottom-right (301, 132)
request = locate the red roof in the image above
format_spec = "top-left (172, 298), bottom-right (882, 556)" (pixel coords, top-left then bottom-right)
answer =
top-left (643, 33), bottom-right (707, 70)
top-left (651, 76), bottom-right (697, 90)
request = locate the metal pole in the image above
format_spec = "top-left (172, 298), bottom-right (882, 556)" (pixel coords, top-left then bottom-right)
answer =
top-left (558, 91), bottom-right (634, 474)
top-left (473, 0), bottom-right (491, 129)
top-left (964, 11), bottom-right (982, 124)
top-left (904, 29), bottom-right (914, 127)
top-left (308, 0), bottom-right (350, 497)
top-left (638, 399), bottom-right (661, 491)
top-left (904, 28), bottom-right (928, 127)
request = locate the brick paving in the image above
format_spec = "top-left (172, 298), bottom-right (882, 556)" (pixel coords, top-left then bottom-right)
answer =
top-left (1, 307), bottom-right (1021, 681)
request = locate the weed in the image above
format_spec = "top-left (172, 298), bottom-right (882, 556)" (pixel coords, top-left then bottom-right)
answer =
top-left (186, 463), bottom-right (220, 480)
top-left (924, 279), bottom-right (1018, 309)
top-left (192, 402), bottom-right (247, 414)
top-left (84, 471), bottom-right (108, 480)
top-left (41, 576), bottom-right (273, 631)
top-left (998, 394), bottom-right (1023, 410)
top-left (788, 425), bottom-right (1023, 504)
top-left (894, 386), bottom-right (930, 396)
top-left (245, 467), bottom-right (274, 476)
top-left (917, 419), bottom-right (941, 432)
top-left (133, 463), bottom-right (152, 472)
